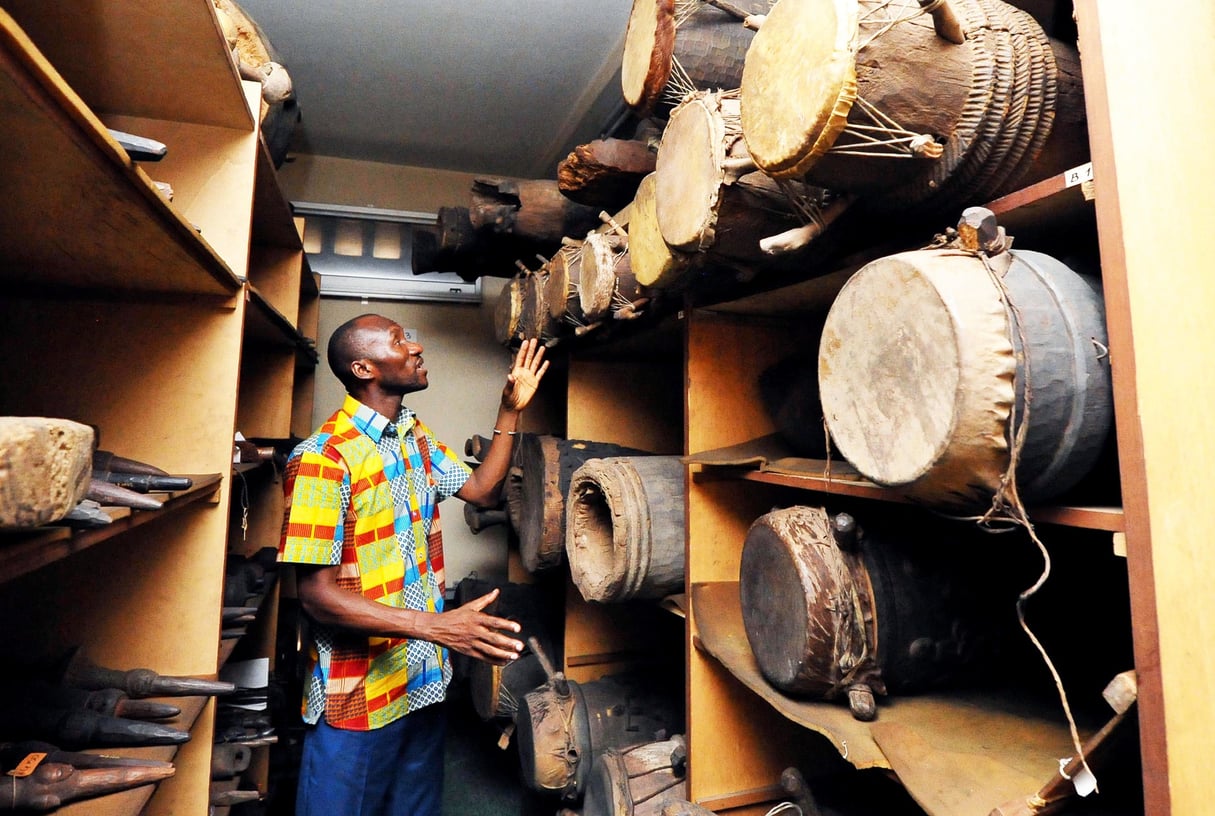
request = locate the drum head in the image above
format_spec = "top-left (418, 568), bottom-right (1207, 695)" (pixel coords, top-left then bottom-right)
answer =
top-left (818, 251), bottom-right (1014, 491)
top-left (493, 276), bottom-right (523, 346)
top-left (741, 0), bottom-right (859, 178)
top-left (545, 247), bottom-right (575, 321)
top-left (627, 172), bottom-right (693, 289)
top-left (655, 93), bottom-right (728, 251)
top-left (621, 0), bottom-right (677, 112)
top-left (578, 232), bottom-right (620, 322)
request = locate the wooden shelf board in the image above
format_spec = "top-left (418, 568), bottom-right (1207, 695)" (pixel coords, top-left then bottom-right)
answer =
top-left (1, 1), bottom-right (250, 129)
top-left (252, 140), bottom-right (303, 251)
top-left (0, 12), bottom-right (241, 297)
top-left (0, 474), bottom-right (223, 586)
top-left (245, 285), bottom-right (309, 350)
top-left (51, 695), bottom-right (211, 816)
top-left (689, 462), bottom-right (1124, 533)
top-left (690, 581), bottom-right (1104, 816)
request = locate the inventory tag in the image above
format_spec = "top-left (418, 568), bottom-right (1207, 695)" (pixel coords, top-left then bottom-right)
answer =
top-left (7, 752), bottom-right (47, 777)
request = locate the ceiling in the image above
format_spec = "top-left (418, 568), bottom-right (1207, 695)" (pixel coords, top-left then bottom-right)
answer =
top-left (236, 0), bottom-right (637, 179)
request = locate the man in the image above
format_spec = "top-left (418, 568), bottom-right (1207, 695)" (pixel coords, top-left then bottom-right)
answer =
top-left (279, 313), bottom-right (549, 815)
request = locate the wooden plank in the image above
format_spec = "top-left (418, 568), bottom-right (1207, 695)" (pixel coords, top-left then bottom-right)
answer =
top-left (1, 0), bottom-right (250, 129)
top-left (0, 11), bottom-right (241, 297)
top-left (1074, 3), bottom-right (1215, 813)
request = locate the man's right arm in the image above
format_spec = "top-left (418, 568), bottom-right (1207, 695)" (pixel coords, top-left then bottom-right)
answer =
top-left (295, 565), bottom-right (524, 665)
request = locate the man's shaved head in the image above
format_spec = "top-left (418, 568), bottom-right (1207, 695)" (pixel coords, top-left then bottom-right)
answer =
top-left (327, 314), bottom-right (381, 390)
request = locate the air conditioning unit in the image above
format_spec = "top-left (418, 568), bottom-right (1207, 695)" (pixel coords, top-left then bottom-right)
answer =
top-left (293, 202), bottom-right (481, 303)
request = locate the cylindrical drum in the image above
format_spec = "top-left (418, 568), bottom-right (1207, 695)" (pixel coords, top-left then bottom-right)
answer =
top-left (740, 0), bottom-right (1088, 213)
top-left (739, 506), bottom-right (1016, 718)
top-left (493, 275), bottom-right (524, 346)
top-left (655, 91), bottom-right (816, 274)
top-left (506, 435), bottom-right (652, 573)
top-left (621, 0), bottom-right (774, 115)
top-left (515, 673), bottom-right (683, 802)
top-left (545, 242), bottom-right (589, 330)
top-left (517, 269), bottom-right (561, 344)
top-left (580, 735), bottom-right (688, 816)
top-left (566, 456), bottom-right (686, 602)
top-left (819, 247), bottom-right (1111, 509)
top-left (627, 172), bottom-right (694, 291)
top-left (579, 231), bottom-right (645, 324)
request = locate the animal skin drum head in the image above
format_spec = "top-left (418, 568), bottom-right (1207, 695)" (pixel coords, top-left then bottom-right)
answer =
top-left (628, 172), bottom-right (692, 289)
top-left (621, 0), bottom-right (676, 111)
top-left (818, 255), bottom-right (966, 486)
top-left (741, 0), bottom-right (859, 178)
top-left (655, 94), bottom-right (726, 251)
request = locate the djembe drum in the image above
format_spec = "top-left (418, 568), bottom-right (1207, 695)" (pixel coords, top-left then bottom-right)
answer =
top-left (740, 0), bottom-right (1088, 214)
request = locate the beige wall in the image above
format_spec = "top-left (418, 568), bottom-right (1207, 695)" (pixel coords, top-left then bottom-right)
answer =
top-left (279, 155), bottom-right (515, 583)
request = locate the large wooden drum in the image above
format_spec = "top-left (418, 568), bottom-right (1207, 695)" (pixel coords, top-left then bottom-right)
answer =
top-left (818, 246), bottom-right (1111, 509)
top-left (740, 0), bottom-right (1087, 213)
top-left (627, 173), bottom-right (695, 291)
top-left (739, 506), bottom-right (1016, 719)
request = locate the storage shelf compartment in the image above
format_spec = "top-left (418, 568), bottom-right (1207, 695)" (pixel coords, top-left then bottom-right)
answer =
top-left (0, 10), bottom-right (242, 297)
top-left (0, 474), bottom-right (222, 586)
top-left (690, 581), bottom-right (1118, 816)
top-left (245, 286), bottom-right (312, 351)
top-left (0, 0), bottom-right (251, 130)
top-left (46, 695), bottom-right (211, 816)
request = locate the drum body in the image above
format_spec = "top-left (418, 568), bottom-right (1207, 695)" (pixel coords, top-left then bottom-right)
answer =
top-left (739, 506), bottom-right (1014, 708)
top-left (740, 0), bottom-right (1084, 213)
top-left (566, 456), bottom-right (686, 602)
top-left (580, 736), bottom-right (688, 816)
top-left (627, 172), bottom-right (694, 291)
top-left (580, 231), bottom-right (644, 323)
top-left (818, 247), bottom-right (1111, 508)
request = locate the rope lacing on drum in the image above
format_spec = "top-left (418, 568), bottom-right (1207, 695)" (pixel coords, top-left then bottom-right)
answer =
top-left (857, 0), bottom-right (933, 49)
top-left (831, 96), bottom-right (943, 160)
top-left (776, 178), bottom-right (828, 233)
top-left (557, 244), bottom-right (589, 330)
top-left (662, 57), bottom-right (700, 108)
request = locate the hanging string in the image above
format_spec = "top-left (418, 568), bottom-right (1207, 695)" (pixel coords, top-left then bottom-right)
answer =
top-left (958, 246), bottom-right (1097, 789)
top-left (831, 97), bottom-right (941, 159)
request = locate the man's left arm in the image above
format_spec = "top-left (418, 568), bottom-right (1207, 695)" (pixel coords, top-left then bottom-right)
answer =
top-left (458, 338), bottom-right (549, 507)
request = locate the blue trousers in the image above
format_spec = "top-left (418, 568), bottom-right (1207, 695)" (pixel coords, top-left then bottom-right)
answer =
top-left (296, 703), bottom-right (446, 816)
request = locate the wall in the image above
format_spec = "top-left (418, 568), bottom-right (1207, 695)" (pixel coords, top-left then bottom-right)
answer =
top-left (277, 154), bottom-right (515, 583)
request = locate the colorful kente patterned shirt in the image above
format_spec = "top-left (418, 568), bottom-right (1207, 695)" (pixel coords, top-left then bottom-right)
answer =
top-left (279, 395), bottom-right (472, 730)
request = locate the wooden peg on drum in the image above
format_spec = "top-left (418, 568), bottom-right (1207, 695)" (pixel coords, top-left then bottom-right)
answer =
top-left (917, 0), bottom-right (966, 44)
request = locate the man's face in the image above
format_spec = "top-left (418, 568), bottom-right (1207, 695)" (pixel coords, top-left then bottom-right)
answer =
top-left (356, 316), bottom-right (428, 394)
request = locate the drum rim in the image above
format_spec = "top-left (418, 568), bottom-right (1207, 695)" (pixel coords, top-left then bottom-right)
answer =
top-left (621, 0), bottom-right (677, 112)
top-left (655, 91), bottom-right (729, 251)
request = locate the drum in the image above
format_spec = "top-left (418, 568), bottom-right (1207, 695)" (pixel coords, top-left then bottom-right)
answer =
top-left (654, 91), bottom-right (828, 274)
top-left (566, 456), bottom-right (686, 603)
top-left (544, 241), bottom-right (589, 331)
top-left (516, 673), bottom-right (683, 802)
top-left (626, 172), bottom-right (695, 291)
top-left (818, 245), bottom-right (1111, 508)
top-left (492, 275), bottom-right (524, 346)
top-left (621, 0), bottom-right (774, 115)
top-left (579, 230), bottom-right (646, 323)
top-left (739, 506), bottom-right (1018, 719)
top-left (580, 736), bottom-right (688, 816)
top-left (740, 0), bottom-right (1087, 213)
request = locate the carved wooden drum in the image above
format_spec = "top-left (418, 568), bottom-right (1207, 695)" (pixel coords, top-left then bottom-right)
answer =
top-left (818, 247), bottom-right (1111, 508)
top-left (739, 505), bottom-right (1016, 719)
top-left (740, 0), bottom-right (1086, 213)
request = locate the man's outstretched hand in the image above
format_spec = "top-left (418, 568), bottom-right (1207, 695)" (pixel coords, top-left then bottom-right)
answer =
top-left (502, 337), bottom-right (550, 412)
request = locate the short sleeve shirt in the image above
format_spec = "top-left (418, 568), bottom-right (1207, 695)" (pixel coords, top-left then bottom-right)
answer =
top-left (279, 395), bottom-right (472, 730)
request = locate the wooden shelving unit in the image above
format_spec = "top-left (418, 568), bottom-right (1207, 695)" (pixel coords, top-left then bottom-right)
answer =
top-left (0, 2), bottom-right (317, 812)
